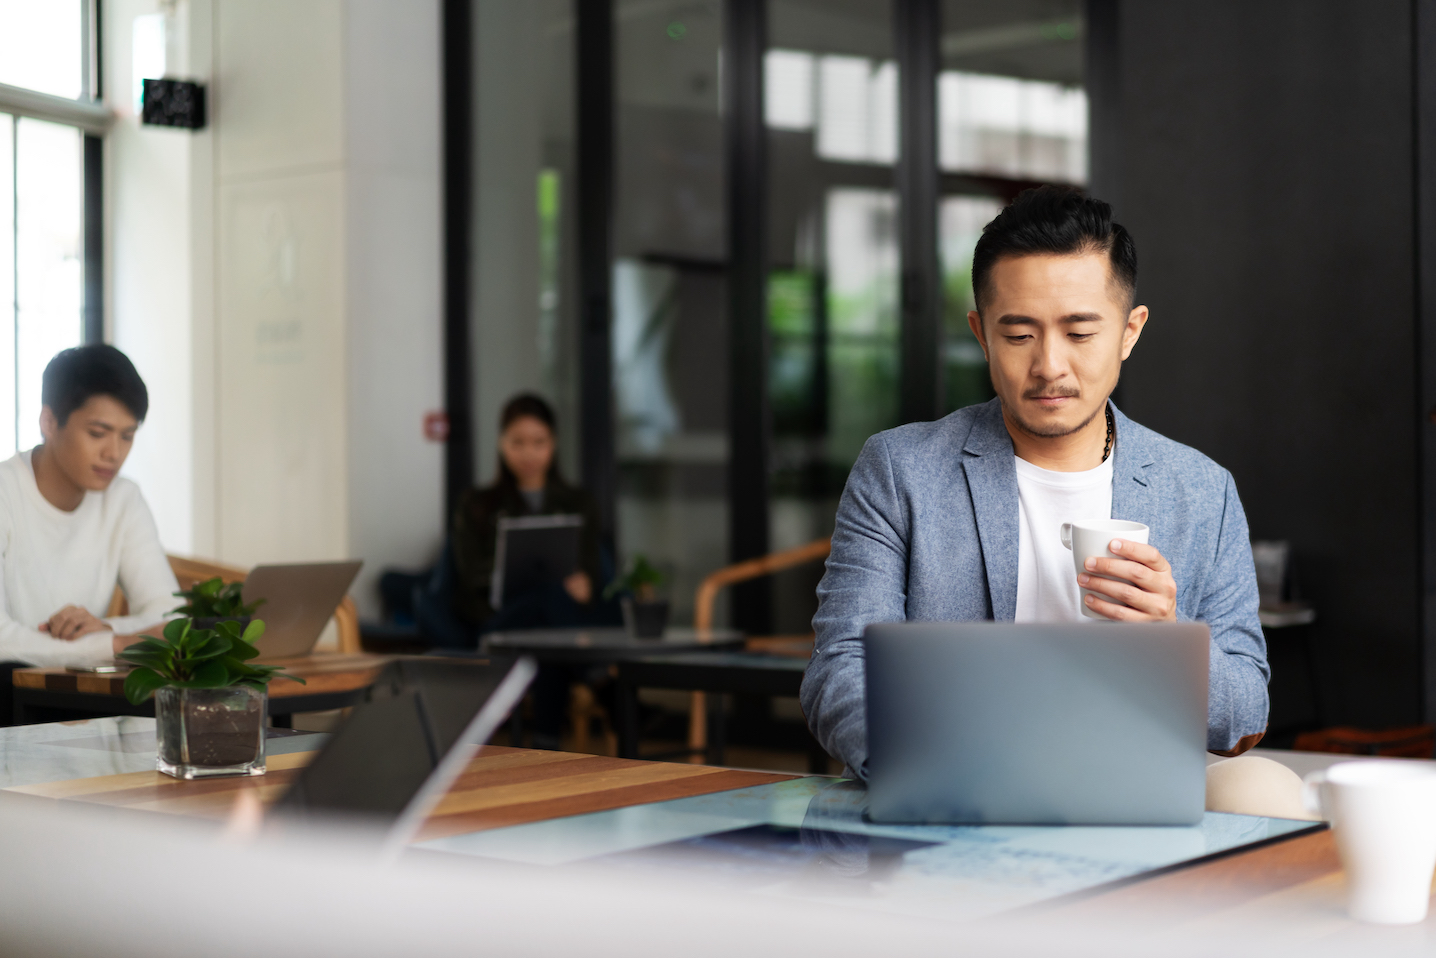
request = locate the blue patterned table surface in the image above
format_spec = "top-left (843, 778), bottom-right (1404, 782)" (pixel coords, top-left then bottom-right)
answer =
top-left (421, 775), bottom-right (1321, 922)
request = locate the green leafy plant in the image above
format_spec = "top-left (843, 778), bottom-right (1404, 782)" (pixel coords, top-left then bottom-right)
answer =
top-left (116, 618), bottom-right (303, 706)
top-left (172, 577), bottom-right (265, 618)
top-left (603, 554), bottom-right (666, 602)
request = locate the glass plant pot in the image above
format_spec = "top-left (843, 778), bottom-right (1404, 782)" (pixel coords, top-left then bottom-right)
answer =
top-left (154, 686), bottom-right (267, 780)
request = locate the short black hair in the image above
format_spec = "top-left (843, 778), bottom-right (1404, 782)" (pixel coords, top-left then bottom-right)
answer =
top-left (971, 185), bottom-right (1137, 315)
top-left (41, 345), bottom-right (149, 426)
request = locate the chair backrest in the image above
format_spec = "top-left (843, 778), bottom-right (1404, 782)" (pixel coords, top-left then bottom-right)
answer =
top-left (107, 555), bottom-right (362, 655)
top-left (681, 537), bottom-right (832, 761)
top-left (692, 537), bottom-right (832, 631)
top-left (169, 555), bottom-right (249, 591)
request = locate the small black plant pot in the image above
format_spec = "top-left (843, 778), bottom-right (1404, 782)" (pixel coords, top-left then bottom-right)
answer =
top-left (621, 598), bottom-right (669, 639)
top-left (189, 616), bottom-right (252, 633)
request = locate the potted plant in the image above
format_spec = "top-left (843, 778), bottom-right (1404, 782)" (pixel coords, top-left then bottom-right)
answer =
top-left (117, 618), bottom-right (302, 780)
top-left (172, 576), bottom-right (265, 631)
top-left (605, 555), bottom-right (669, 639)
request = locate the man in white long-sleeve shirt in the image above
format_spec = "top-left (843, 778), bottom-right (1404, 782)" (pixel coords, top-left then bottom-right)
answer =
top-left (0, 345), bottom-right (178, 680)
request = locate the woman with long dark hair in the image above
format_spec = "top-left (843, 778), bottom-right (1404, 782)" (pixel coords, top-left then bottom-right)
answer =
top-left (451, 394), bottom-right (616, 748)
top-left (451, 393), bottom-right (605, 630)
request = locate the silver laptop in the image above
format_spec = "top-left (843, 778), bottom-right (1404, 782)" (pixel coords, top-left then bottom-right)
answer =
top-left (864, 621), bottom-right (1210, 826)
top-left (241, 561), bottom-right (363, 657)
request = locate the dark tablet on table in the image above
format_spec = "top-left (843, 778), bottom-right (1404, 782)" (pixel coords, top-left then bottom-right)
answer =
top-left (489, 514), bottom-right (583, 609)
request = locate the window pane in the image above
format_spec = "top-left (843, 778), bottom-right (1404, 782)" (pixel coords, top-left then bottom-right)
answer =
top-left (939, 0), bottom-right (1086, 418)
top-left (814, 55), bottom-right (897, 164)
top-left (767, 0), bottom-right (895, 633)
top-left (0, 116), bottom-right (14, 455)
top-left (472, 1), bottom-right (579, 488)
top-left (824, 188), bottom-right (899, 463)
top-left (16, 117), bottom-right (83, 453)
top-left (938, 70), bottom-right (1087, 181)
top-left (0, 0), bottom-right (84, 99)
top-left (941, 194), bottom-right (1002, 412)
top-left (614, 0), bottom-right (727, 627)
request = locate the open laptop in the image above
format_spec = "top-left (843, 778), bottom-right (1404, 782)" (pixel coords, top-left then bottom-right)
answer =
top-left (241, 561), bottom-right (363, 657)
top-left (270, 656), bottom-right (537, 853)
top-left (864, 622), bottom-right (1210, 826)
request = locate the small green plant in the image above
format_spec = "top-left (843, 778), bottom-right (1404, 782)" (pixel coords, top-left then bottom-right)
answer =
top-left (604, 554), bottom-right (666, 602)
top-left (116, 619), bottom-right (303, 706)
top-left (172, 577), bottom-right (265, 618)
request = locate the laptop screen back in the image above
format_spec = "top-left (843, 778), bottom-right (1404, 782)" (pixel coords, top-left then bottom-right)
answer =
top-left (273, 658), bottom-right (533, 830)
top-left (864, 622), bottom-right (1210, 826)
top-left (242, 561), bottom-right (362, 657)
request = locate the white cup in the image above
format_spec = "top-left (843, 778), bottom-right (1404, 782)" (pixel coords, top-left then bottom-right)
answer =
top-left (1059, 519), bottom-right (1150, 620)
top-left (1303, 760), bottom-right (1436, 924)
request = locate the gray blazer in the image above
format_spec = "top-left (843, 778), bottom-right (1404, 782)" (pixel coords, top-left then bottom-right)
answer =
top-left (801, 398), bottom-right (1270, 778)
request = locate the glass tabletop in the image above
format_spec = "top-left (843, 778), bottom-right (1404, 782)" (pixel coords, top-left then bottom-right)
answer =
top-left (0, 717), bottom-right (326, 789)
top-left (421, 776), bottom-right (1322, 923)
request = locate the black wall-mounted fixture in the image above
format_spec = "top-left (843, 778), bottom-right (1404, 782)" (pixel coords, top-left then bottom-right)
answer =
top-left (141, 78), bottom-right (206, 129)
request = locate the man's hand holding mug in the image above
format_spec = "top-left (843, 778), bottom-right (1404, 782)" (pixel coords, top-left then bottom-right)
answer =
top-left (1060, 519), bottom-right (1177, 622)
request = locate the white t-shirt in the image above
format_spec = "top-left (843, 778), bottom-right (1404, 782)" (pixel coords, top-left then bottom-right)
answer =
top-left (0, 449), bottom-right (179, 667)
top-left (1014, 454), bottom-right (1113, 623)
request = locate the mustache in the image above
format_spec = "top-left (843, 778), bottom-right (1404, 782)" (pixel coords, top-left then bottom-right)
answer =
top-left (1022, 387), bottom-right (1081, 400)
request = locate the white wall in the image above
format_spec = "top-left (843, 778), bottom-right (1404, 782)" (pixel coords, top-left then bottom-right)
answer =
top-left (344, 0), bottom-right (445, 614)
top-left (105, 0), bottom-right (445, 618)
top-left (105, 0), bottom-right (204, 556)
top-left (214, 0), bottom-right (349, 566)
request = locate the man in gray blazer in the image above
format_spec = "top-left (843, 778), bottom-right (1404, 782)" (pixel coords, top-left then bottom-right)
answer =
top-left (801, 187), bottom-right (1269, 781)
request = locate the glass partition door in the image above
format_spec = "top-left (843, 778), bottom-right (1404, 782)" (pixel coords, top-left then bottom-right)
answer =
top-left (765, 0), bottom-right (897, 633)
top-left (612, 0), bottom-right (729, 626)
top-left (938, 0), bottom-right (1087, 418)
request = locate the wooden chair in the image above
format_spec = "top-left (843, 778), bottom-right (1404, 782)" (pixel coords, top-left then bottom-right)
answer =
top-left (686, 537), bottom-right (832, 760)
top-left (106, 555), bottom-right (361, 654)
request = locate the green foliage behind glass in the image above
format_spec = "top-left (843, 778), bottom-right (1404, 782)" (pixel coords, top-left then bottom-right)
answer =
top-left (769, 270), bottom-right (822, 436)
top-left (171, 576), bottom-right (265, 618)
top-left (116, 618), bottom-right (303, 706)
top-left (942, 252), bottom-right (995, 413)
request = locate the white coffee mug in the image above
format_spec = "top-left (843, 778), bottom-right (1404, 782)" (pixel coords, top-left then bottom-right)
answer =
top-left (1059, 519), bottom-right (1150, 619)
top-left (1303, 760), bottom-right (1436, 924)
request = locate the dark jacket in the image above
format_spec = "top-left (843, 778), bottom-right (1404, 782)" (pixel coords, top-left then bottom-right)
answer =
top-left (451, 477), bottom-right (603, 627)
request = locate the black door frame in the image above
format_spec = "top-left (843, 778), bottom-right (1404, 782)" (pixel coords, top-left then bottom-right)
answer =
top-left (895, 0), bottom-right (943, 425)
top-left (726, 0), bottom-right (773, 632)
top-left (577, 0), bottom-right (618, 545)
top-left (442, 0), bottom-right (475, 520)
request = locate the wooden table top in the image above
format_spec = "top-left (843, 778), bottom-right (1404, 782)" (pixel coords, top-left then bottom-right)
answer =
top-left (12, 652), bottom-right (395, 699)
top-left (6, 745), bottom-right (795, 843)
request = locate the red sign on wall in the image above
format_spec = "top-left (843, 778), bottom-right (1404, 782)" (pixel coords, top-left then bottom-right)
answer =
top-left (423, 410), bottom-right (449, 442)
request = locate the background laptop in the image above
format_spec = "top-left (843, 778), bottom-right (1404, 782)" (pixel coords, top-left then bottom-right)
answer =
top-left (241, 561), bottom-right (362, 657)
top-left (864, 621), bottom-right (1210, 826)
top-left (270, 656), bottom-right (537, 852)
